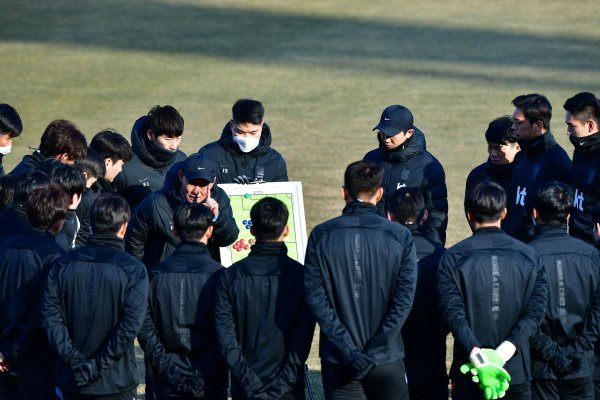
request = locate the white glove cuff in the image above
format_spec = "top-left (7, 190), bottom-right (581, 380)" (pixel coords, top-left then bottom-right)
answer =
top-left (495, 341), bottom-right (516, 362)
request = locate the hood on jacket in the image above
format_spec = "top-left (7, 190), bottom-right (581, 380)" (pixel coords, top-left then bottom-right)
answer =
top-left (218, 121), bottom-right (273, 156)
top-left (131, 116), bottom-right (181, 168)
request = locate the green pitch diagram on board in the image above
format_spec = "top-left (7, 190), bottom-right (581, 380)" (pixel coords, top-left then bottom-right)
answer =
top-left (218, 182), bottom-right (307, 267)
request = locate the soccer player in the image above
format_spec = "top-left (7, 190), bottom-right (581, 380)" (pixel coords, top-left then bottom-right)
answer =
top-left (215, 197), bottom-right (314, 399)
top-left (305, 160), bottom-right (417, 400)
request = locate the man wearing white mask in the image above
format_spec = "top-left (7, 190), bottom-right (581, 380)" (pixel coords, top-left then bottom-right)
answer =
top-left (197, 99), bottom-right (288, 184)
top-left (0, 103), bottom-right (22, 176)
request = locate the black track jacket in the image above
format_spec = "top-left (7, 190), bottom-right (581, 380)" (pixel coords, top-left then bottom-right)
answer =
top-left (363, 129), bottom-right (448, 245)
top-left (438, 227), bottom-right (548, 385)
top-left (503, 132), bottom-right (571, 241)
top-left (0, 228), bottom-right (65, 374)
top-left (304, 201), bottom-right (417, 370)
top-left (113, 116), bottom-right (186, 211)
top-left (41, 234), bottom-right (149, 396)
top-left (125, 162), bottom-right (239, 266)
top-left (138, 240), bottom-right (227, 399)
top-left (569, 131), bottom-right (600, 246)
top-left (401, 224), bottom-right (448, 385)
top-left (528, 225), bottom-right (600, 380)
top-left (215, 242), bottom-right (314, 400)
top-left (197, 122), bottom-right (288, 184)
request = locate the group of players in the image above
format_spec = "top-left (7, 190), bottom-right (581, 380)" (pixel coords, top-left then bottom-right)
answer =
top-left (0, 92), bottom-right (598, 400)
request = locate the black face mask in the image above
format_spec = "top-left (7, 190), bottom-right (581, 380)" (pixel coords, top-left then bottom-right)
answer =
top-left (147, 138), bottom-right (178, 163)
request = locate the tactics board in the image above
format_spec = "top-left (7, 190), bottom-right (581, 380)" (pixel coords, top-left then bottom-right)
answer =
top-left (219, 182), bottom-right (307, 267)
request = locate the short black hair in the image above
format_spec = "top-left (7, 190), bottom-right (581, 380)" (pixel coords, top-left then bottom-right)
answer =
top-left (232, 99), bottom-right (265, 125)
top-left (533, 182), bottom-right (573, 226)
top-left (512, 94), bottom-right (552, 131)
top-left (464, 181), bottom-right (507, 223)
top-left (90, 129), bottom-right (133, 162)
top-left (147, 105), bottom-right (184, 138)
top-left (91, 193), bottom-right (131, 234)
top-left (14, 170), bottom-right (51, 207)
top-left (26, 184), bottom-right (69, 230)
top-left (0, 103), bottom-right (23, 138)
top-left (75, 147), bottom-right (106, 180)
top-left (250, 197), bottom-right (289, 242)
top-left (388, 187), bottom-right (425, 224)
top-left (485, 115), bottom-right (516, 144)
top-left (173, 204), bottom-right (213, 241)
top-left (344, 160), bottom-right (384, 199)
top-left (563, 92), bottom-right (600, 126)
top-left (0, 175), bottom-right (17, 210)
top-left (39, 119), bottom-right (87, 160)
top-left (49, 163), bottom-right (86, 198)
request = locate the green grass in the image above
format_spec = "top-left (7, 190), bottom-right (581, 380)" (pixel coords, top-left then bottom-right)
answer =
top-left (2, 0), bottom-right (600, 398)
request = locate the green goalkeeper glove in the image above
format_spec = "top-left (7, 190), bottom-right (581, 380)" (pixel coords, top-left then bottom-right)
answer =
top-left (460, 342), bottom-right (516, 399)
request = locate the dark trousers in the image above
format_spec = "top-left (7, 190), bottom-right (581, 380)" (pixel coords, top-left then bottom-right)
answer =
top-left (452, 376), bottom-right (531, 400)
top-left (60, 389), bottom-right (136, 400)
top-left (409, 382), bottom-right (449, 400)
top-left (321, 359), bottom-right (409, 400)
top-left (531, 377), bottom-right (593, 400)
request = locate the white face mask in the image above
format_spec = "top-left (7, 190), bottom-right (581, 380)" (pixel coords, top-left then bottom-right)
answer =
top-left (0, 144), bottom-right (11, 155)
top-left (232, 135), bottom-right (260, 153)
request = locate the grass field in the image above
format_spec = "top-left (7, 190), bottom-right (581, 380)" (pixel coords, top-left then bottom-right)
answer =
top-left (2, 0), bottom-right (600, 398)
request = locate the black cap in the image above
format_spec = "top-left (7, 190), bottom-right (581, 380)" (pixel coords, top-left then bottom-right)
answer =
top-left (182, 155), bottom-right (216, 182)
top-left (373, 105), bottom-right (414, 136)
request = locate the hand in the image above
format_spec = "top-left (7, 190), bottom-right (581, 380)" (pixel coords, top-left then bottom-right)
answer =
top-left (551, 348), bottom-right (583, 378)
top-left (460, 362), bottom-right (510, 399)
top-left (233, 175), bottom-right (253, 184)
top-left (164, 365), bottom-right (204, 397)
top-left (203, 187), bottom-right (219, 217)
top-left (72, 359), bottom-right (99, 386)
top-left (350, 352), bottom-right (375, 380)
top-left (0, 352), bottom-right (10, 373)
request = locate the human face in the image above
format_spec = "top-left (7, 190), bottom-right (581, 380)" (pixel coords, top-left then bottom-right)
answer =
top-left (180, 175), bottom-right (213, 203)
top-left (379, 129), bottom-right (413, 150)
top-left (487, 142), bottom-right (520, 165)
top-left (148, 130), bottom-right (182, 151)
top-left (0, 133), bottom-right (13, 148)
top-left (511, 108), bottom-right (537, 141)
top-left (230, 121), bottom-right (262, 139)
top-left (565, 111), bottom-right (597, 138)
top-left (104, 159), bottom-right (125, 182)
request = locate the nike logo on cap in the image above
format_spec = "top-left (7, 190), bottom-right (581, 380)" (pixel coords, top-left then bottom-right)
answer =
top-left (384, 118), bottom-right (391, 121)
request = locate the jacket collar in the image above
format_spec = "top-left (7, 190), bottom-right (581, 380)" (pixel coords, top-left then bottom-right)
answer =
top-left (174, 240), bottom-right (211, 256)
top-left (342, 200), bottom-right (379, 215)
top-left (532, 223), bottom-right (567, 237)
top-left (87, 233), bottom-right (125, 249)
top-left (380, 127), bottom-right (426, 163)
top-left (248, 241), bottom-right (288, 257)
top-left (472, 226), bottom-right (504, 235)
top-left (518, 131), bottom-right (557, 157)
top-left (570, 130), bottom-right (600, 153)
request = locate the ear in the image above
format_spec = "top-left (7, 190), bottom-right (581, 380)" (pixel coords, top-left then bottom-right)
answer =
top-left (204, 225), bottom-right (214, 240)
top-left (465, 210), bottom-right (473, 224)
top-left (420, 209), bottom-right (429, 224)
top-left (534, 120), bottom-right (545, 133)
top-left (178, 169), bottom-right (184, 183)
top-left (375, 187), bottom-right (384, 203)
top-left (405, 129), bottom-right (415, 139)
top-left (282, 225), bottom-right (290, 239)
top-left (341, 186), bottom-right (350, 201)
top-left (250, 226), bottom-right (255, 236)
top-left (515, 142), bottom-right (521, 151)
top-left (386, 211), bottom-right (395, 221)
top-left (117, 222), bottom-right (128, 238)
top-left (146, 129), bottom-right (155, 141)
top-left (105, 158), bottom-right (113, 168)
top-left (55, 153), bottom-right (70, 163)
top-left (500, 207), bottom-right (508, 221)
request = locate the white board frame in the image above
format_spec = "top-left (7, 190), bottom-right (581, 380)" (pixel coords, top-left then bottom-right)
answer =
top-left (219, 181), bottom-right (307, 267)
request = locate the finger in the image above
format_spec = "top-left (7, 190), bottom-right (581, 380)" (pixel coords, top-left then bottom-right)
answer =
top-left (484, 386), bottom-right (492, 400)
top-left (460, 363), bottom-right (471, 374)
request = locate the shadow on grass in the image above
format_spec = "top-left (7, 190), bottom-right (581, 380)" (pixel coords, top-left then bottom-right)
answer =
top-left (1, 0), bottom-right (599, 89)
